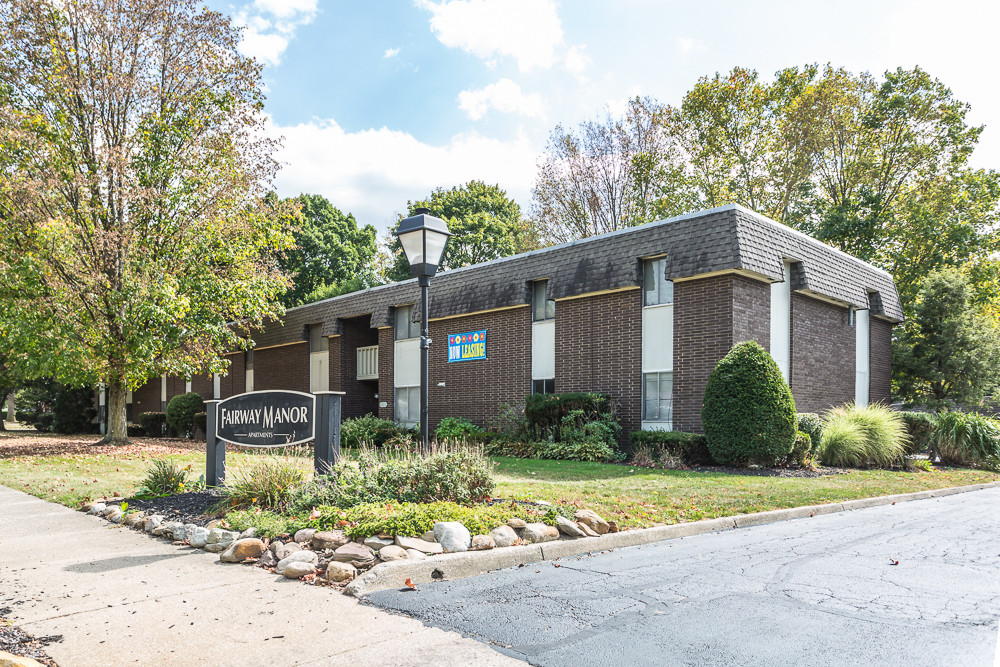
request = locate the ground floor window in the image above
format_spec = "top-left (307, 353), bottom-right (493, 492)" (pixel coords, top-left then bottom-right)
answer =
top-left (643, 372), bottom-right (673, 423)
top-left (532, 378), bottom-right (555, 394)
top-left (394, 386), bottom-right (420, 426)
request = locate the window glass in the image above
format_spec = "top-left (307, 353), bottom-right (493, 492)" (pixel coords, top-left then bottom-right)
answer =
top-left (395, 386), bottom-right (420, 424)
top-left (643, 258), bottom-right (673, 306)
top-left (309, 324), bottom-right (324, 352)
top-left (643, 372), bottom-right (673, 422)
top-left (532, 281), bottom-right (555, 321)
top-left (394, 306), bottom-right (420, 340)
top-left (245, 349), bottom-right (254, 370)
top-left (532, 379), bottom-right (555, 394)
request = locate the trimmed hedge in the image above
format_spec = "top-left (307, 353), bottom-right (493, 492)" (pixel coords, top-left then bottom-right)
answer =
top-left (524, 392), bottom-right (611, 438)
top-left (341, 414), bottom-right (415, 448)
top-left (628, 430), bottom-right (714, 465)
top-left (34, 412), bottom-right (54, 432)
top-left (796, 413), bottom-right (823, 454)
top-left (15, 410), bottom-right (37, 424)
top-left (138, 412), bottom-right (167, 436)
top-left (899, 411), bottom-right (936, 455)
top-left (166, 393), bottom-right (205, 438)
top-left (702, 341), bottom-right (797, 466)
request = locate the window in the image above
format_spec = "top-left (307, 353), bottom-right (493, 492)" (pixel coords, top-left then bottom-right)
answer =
top-left (643, 257), bottom-right (673, 307)
top-left (643, 372), bottom-right (673, 423)
top-left (532, 379), bottom-right (555, 395)
top-left (532, 280), bottom-right (555, 321)
top-left (394, 305), bottom-right (420, 340)
top-left (244, 349), bottom-right (254, 370)
top-left (308, 324), bottom-right (325, 352)
top-left (394, 386), bottom-right (420, 425)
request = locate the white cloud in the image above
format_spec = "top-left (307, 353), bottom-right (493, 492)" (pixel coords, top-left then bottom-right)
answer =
top-left (563, 45), bottom-right (591, 81)
top-left (269, 117), bottom-right (538, 233)
top-left (235, 0), bottom-right (319, 66)
top-left (458, 79), bottom-right (546, 120)
top-left (676, 37), bottom-right (706, 55)
top-left (417, 0), bottom-right (588, 76)
top-left (383, 47), bottom-right (401, 59)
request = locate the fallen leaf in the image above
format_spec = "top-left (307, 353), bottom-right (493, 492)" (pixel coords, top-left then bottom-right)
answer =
top-left (889, 559), bottom-right (899, 566)
top-left (404, 578), bottom-right (417, 590)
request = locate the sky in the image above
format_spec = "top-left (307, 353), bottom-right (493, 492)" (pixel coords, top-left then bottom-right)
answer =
top-left (210, 0), bottom-right (1000, 235)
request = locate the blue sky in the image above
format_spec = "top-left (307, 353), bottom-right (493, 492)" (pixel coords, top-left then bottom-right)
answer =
top-left (210, 0), bottom-right (1000, 235)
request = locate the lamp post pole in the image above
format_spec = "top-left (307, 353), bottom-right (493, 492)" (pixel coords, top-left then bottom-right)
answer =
top-left (419, 275), bottom-right (431, 453)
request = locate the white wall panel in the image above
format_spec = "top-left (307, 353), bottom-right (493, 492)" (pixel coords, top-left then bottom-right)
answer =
top-left (531, 320), bottom-right (555, 380)
top-left (394, 338), bottom-right (420, 387)
top-left (855, 309), bottom-right (870, 406)
top-left (642, 304), bottom-right (673, 372)
top-left (770, 263), bottom-right (791, 381)
top-left (310, 351), bottom-right (329, 393)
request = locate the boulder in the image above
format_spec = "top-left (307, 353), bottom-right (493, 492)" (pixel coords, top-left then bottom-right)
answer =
top-left (106, 508), bottom-right (124, 523)
top-left (0, 649), bottom-right (47, 667)
top-left (153, 521), bottom-right (182, 538)
top-left (205, 519), bottom-right (223, 530)
top-left (220, 538), bottom-right (266, 563)
top-left (506, 518), bottom-right (527, 530)
top-left (87, 502), bottom-right (106, 516)
top-left (489, 525), bottom-right (519, 548)
top-left (269, 539), bottom-right (284, 555)
top-left (332, 542), bottom-right (375, 567)
top-left (276, 550), bottom-right (319, 575)
top-left (471, 534), bottom-right (496, 550)
top-left (421, 530), bottom-right (437, 543)
top-left (207, 528), bottom-right (239, 546)
top-left (522, 523), bottom-right (559, 544)
top-left (433, 522), bottom-right (472, 553)
top-left (204, 543), bottom-right (228, 553)
top-left (80, 502), bottom-right (93, 513)
top-left (324, 562), bottom-right (357, 583)
top-left (404, 549), bottom-right (428, 561)
top-left (574, 509), bottom-right (610, 535)
top-left (144, 515), bottom-right (163, 533)
top-left (607, 521), bottom-right (620, 533)
top-left (188, 527), bottom-right (210, 549)
top-left (238, 527), bottom-right (257, 539)
top-left (100, 505), bottom-right (119, 517)
top-left (555, 515), bottom-right (586, 538)
top-left (258, 550), bottom-right (278, 569)
top-left (282, 561), bottom-right (316, 579)
top-left (311, 530), bottom-right (350, 551)
top-left (293, 528), bottom-right (316, 544)
top-left (275, 542), bottom-right (304, 560)
top-left (395, 536), bottom-right (443, 554)
top-left (378, 545), bottom-right (408, 562)
top-left (163, 522), bottom-right (187, 540)
top-left (578, 523), bottom-right (600, 538)
top-left (363, 536), bottom-right (394, 551)
top-left (122, 512), bottom-right (146, 528)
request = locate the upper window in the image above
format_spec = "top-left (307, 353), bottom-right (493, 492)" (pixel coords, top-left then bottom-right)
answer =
top-left (643, 257), bottom-right (673, 307)
top-left (532, 281), bottom-right (555, 322)
top-left (308, 324), bottom-right (325, 353)
top-left (244, 349), bottom-right (254, 370)
top-left (394, 305), bottom-right (420, 340)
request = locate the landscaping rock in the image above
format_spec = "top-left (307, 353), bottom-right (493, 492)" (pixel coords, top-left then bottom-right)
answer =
top-left (205, 543), bottom-right (228, 553)
top-left (188, 526), bottom-right (210, 549)
top-left (0, 649), bottom-right (47, 667)
top-left (324, 562), bottom-right (356, 583)
top-left (258, 550), bottom-right (278, 569)
top-left (404, 549), bottom-right (427, 561)
top-left (555, 515), bottom-right (586, 538)
top-left (220, 538), bottom-right (266, 563)
top-left (276, 550), bottom-right (318, 574)
top-left (80, 502), bottom-right (93, 513)
top-left (293, 528), bottom-right (316, 544)
top-left (332, 543), bottom-right (375, 567)
top-left (574, 509), bottom-right (610, 535)
top-left (275, 542), bottom-right (304, 560)
top-left (107, 507), bottom-right (124, 523)
top-left (578, 523), bottom-right (600, 538)
top-left (122, 512), bottom-right (146, 528)
top-left (144, 515), bottom-right (163, 533)
top-left (422, 530), bottom-right (437, 543)
top-left (378, 545), bottom-right (408, 562)
top-left (207, 528), bottom-right (239, 546)
top-left (205, 519), bottom-right (223, 530)
top-left (433, 522), bottom-right (472, 553)
top-left (153, 521), bottom-right (181, 538)
top-left (395, 536), bottom-right (443, 554)
top-left (269, 540), bottom-right (284, 554)
top-left (507, 518), bottom-right (526, 530)
top-left (282, 561), bottom-right (316, 579)
top-left (363, 536), bottom-right (394, 551)
top-left (471, 534), bottom-right (495, 550)
top-left (522, 523), bottom-right (559, 543)
top-left (100, 505), bottom-right (119, 517)
top-left (490, 525), bottom-right (519, 548)
top-left (87, 502), bottom-right (106, 516)
top-left (607, 521), bottom-right (620, 533)
top-left (238, 527), bottom-right (257, 539)
top-left (311, 530), bottom-right (349, 551)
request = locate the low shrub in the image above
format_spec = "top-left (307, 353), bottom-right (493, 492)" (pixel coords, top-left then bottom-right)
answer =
top-left (905, 457), bottom-right (934, 472)
top-left (537, 437), bottom-right (615, 462)
top-left (702, 341), bottom-right (797, 466)
top-left (341, 414), bottom-right (414, 448)
top-left (34, 413), bottom-right (54, 432)
top-left (434, 416), bottom-right (486, 442)
top-left (819, 404), bottom-right (909, 468)
top-left (138, 412), bottom-right (167, 437)
top-left (931, 411), bottom-right (1000, 469)
top-left (524, 392), bottom-right (612, 439)
top-left (786, 430), bottom-right (815, 468)
top-left (306, 500), bottom-right (540, 538)
top-left (166, 393), bottom-right (205, 438)
top-left (52, 384), bottom-right (97, 434)
top-left (127, 422), bottom-right (145, 438)
top-left (193, 412), bottom-right (207, 435)
top-left (796, 413), bottom-right (823, 456)
top-left (136, 459), bottom-right (192, 497)
top-left (223, 509), bottom-right (302, 539)
top-left (489, 402), bottom-right (531, 442)
top-left (222, 454), bottom-right (308, 511)
top-left (628, 431), bottom-right (714, 465)
top-left (899, 411), bottom-right (937, 455)
top-left (15, 410), bottom-right (38, 424)
top-left (485, 440), bottom-right (542, 459)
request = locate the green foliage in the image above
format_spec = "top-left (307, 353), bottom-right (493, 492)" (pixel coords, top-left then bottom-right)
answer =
top-left (538, 437), bottom-right (615, 463)
top-left (489, 403), bottom-right (531, 442)
top-left (136, 459), bottom-right (192, 497)
top-left (906, 458), bottom-right (934, 472)
top-left (33, 413), bottom-right (53, 432)
top-left (165, 393), bottom-right (205, 438)
top-left (307, 500), bottom-right (539, 539)
top-left (52, 384), bottom-right (97, 434)
top-left (899, 411), bottom-right (937, 454)
top-left (221, 455), bottom-right (307, 511)
top-left (138, 412), bottom-right (168, 437)
top-left (820, 404), bottom-right (909, 468)
top-left (340, 414), bottom-right (415, 448)
top-left (628, 430), bottom-right (714, 465)
top-left (893, 269), bottom-right (1000, 407)
top-left (930, 411), bottom-right (1000, 469)
top-left (434, 417), bottom-right (486, 441)
top-left (795, 413), bottom-right (824, 455)
top-left (14, 410), bottom-right (37, 424)
top-left (193, 411), bottom-right (207, 435)
top-left (702, 341), bottom-right (797, 466)
top-left (223, 509), bottom-right (302, 539)
top-left (277, 194), bottom-right (378, 306)
top-left (787, 431), bottom-right (815, 468)
top-left (524, 392), bottom-right (613, 438)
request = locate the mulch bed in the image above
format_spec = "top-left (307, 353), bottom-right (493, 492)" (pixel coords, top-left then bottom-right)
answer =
top-left (0, 608), bottom-right (58, 666)
top-left (125, 490), bottom-right (226, 525)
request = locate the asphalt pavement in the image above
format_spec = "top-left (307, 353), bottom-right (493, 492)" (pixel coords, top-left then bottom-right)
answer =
top-left (367, 487), bottom-right (1000, 667)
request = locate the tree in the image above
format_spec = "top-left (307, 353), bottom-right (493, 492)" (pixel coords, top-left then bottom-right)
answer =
top-left (277, 194), bottom-right (378, 306)
top-left (387, 181), bottom-right (538, 282)
top-left (893, 269), bottom-right (1000, 407)
top-left (0, 0), bottom-right (292, 443)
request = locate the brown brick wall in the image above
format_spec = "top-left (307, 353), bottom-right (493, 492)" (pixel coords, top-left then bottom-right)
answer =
top-left (329, 336), bottom-right (342, 392)
top-left (339, 316), bottom-right (380, 419)
top-left (870, 317), bottom-right (893, 405)
top-left (790, 293), bottom-right (855, 414)
top-left (191, 374), bottom-right (213, 400)
top-left (218, 352), bottom-right (246, 399)
top-left (555, 291), bottom-right (642, 441)
top-left (733, 275), bottom-right (771, 349)
top-left (377, 327), bottom-right (394, 421)
top-left (132, 380), bottom-right (160, 416)
top-left (255, 343), bottom-right (309, 393)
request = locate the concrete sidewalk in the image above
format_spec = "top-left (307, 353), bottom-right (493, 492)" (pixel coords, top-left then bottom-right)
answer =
top-left (0, 486), bottom-right (522, 667)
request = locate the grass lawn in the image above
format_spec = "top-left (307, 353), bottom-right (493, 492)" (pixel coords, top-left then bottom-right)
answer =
top-left (1, 428), bottom-right (997, 529)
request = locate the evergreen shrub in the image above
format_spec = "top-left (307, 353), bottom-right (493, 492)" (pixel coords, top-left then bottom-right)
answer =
top-left (796, 413), bottom-right (823, 455)
top-left (52, 384), bottom-right (97, 433)
top-left (701, 341), bottom-right (797, 466)
top-left (166, 392), bottom-right (205, 438)
top-left (34, 413), bottom-right (54, 432)
top-left (899, 411), bottom-right (937, 454)
top-left (138, 412), bottom-right (168, 436)
top-left (524, 392), bottom-right (612, 438)
top-left (341, 414), bottom-right (414, 448)
top-left (628, 430), bottom-right (714, 465)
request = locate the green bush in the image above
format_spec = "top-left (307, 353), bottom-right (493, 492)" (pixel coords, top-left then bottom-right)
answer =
top-left (489, 402), bottom-right (531, 442)
top-left (434, 416), bottom-right (486, 441)
top-left (307, 500), bottom-right (540, 538)
top-left (34, 413), bottom-right (54, 432)
top-left (341, 414), bottom-right (414, 448)
top-left (537, 437), bottom-right (614, 462)
top-left (14, 410), bottom-right (37, 424)
top-left (223, 509), bottom-right (302, 539)
top-left (136, 459), bottom-right (192, 497)
top-left (524, 392), bottom-right (612, 439)
top-left (52, 384), bottom-right (97, 434)
top-left (899, 411), bottom-right (937, 455)
top-left (484, 440), bottom-right (543, 459)
top-left (127, 422), bottom-right (145, 438)
top-left (786, 430), bottom-right (815, 468)
top-left (702, 341), bottom-right (797, 466)
top-left (138, 412), bottom-right (167, 437)
top-left (628, 430), bottom-right (714, 465)
top-left (931, 411), bottom-right (1000, 469)
top-left (193, 411), bottom-right (207, 435)
top-left (165, 393), bottom-right (205, 438)
top-left (796, 413), bottom-right (823, 456)
top-left (820, 404), bottom-right (909, 468)
top-left (222, 454), bottom-right (307, 510)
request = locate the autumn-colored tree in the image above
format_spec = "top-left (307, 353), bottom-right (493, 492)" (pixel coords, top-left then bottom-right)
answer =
top-left (0, 0), bottom-right (293, 443)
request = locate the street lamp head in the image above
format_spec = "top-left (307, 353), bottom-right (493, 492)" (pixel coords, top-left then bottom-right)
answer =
top-left (395, 208), bottom-right (452, 279)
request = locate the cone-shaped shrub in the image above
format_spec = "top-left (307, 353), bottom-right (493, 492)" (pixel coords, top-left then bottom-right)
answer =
top-left (701, 341), bottom-right (797, 466)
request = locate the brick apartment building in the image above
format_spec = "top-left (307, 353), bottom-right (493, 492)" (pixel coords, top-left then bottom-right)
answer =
top-left (128, 204), bottom-right (903, 436)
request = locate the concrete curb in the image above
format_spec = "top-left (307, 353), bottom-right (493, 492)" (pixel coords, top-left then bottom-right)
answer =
top-left (345, 480), bottom-right (1000, 597)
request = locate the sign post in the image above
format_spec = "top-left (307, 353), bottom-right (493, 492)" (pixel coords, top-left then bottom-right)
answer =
top-left (313, 391), bottom-right (344, 474)
top-left (205, 399), bottom-right (225, 486)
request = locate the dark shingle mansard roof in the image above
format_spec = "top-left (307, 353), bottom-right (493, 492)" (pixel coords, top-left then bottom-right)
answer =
top-left (249, 204), bottom-right (902, 348)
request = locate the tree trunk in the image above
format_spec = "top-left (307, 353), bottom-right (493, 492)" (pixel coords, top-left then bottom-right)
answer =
top-left (104, 379), bottom-right (129, 444)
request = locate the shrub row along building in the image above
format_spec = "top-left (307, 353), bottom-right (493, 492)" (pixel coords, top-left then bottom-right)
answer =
top-left (128, 204), bottom-right (903, 438)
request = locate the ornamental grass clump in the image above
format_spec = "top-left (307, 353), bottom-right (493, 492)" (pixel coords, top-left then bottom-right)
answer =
top-left (222, 452), bottom-right (308, 511)
top-left (931, 411), bottom-right (1000, 469)
top-left (819, 403), bottom-right (909, 468)
top-left (136, 459), bottom-right (192, 497)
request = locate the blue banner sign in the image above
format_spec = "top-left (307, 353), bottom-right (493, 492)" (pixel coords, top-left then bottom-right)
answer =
top-left (448, 329), bottom-right (487, 362)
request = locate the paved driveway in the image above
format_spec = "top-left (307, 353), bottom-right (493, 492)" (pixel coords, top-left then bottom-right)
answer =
top-left (367, 488), bottom-right (1000, 666)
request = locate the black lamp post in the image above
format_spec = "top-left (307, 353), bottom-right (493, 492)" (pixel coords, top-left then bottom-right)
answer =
top-left (394, 208), bottom-right (451, 452)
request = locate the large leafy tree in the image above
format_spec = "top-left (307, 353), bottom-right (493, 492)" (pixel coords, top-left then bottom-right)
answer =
top-left (0, 0), bottom-right (292, 443)
top-left (278, 194), bottom-right (378, 306)
top-left (387, 181), bottom-right (538, 281)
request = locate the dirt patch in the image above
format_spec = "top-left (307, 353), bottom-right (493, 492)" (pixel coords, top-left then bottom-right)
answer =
top-left (0, 432), bottom-right (204, 459)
